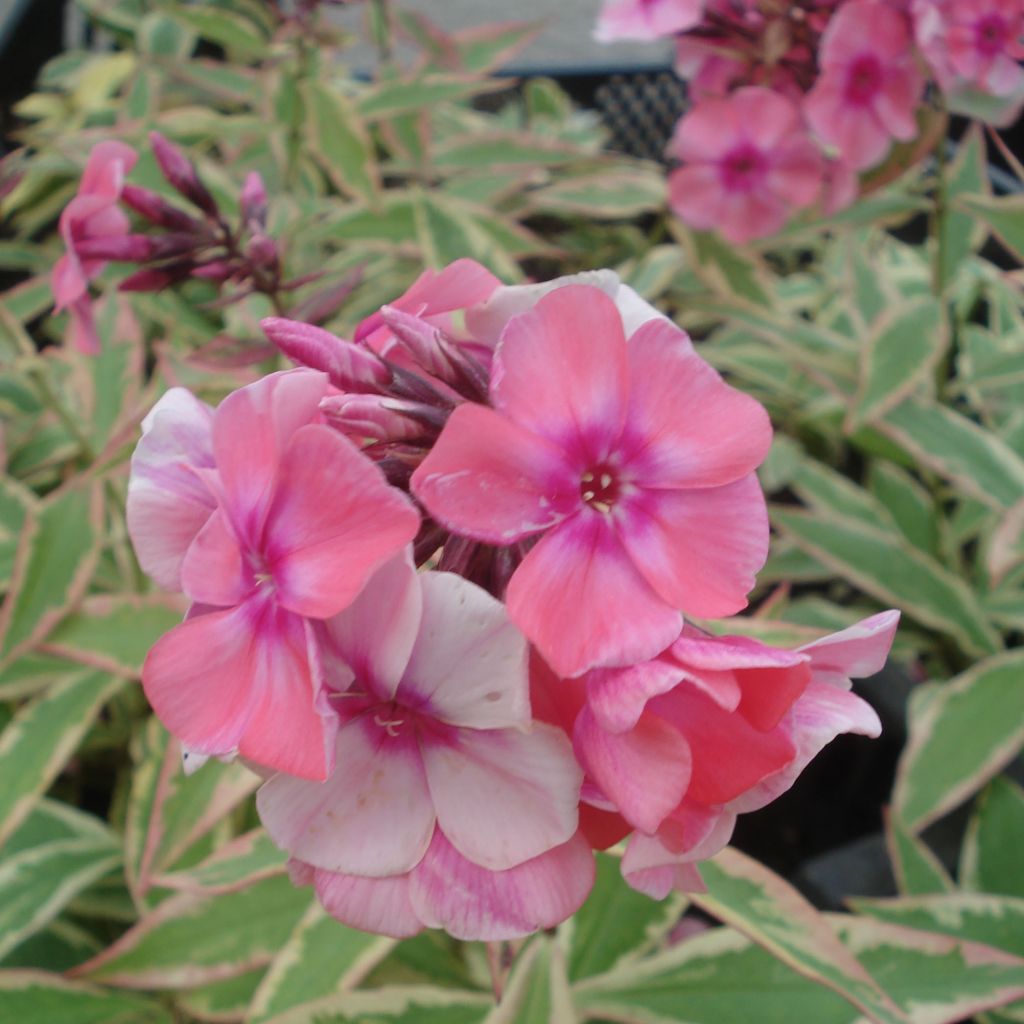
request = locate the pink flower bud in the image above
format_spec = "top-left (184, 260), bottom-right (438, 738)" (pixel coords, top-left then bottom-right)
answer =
top-left (149, 132), bottom-right (219, 217)
top-left (319, 393), bottom-right (429, 442)
top-left (240, 171), bottom-right (268, 227)
top-left (73, 234), bottom-right (157, 262)
top-left (191, 261), bottom-right (239, 282)
top-left (246, 234), bottom-right (279, 271)
top-left (121, 184), bottom-right (203, 232)
top-left (119, 266), bottom-right (187, 292)
top-left (261, 317), bottom-right (391, 391)
top-left (378, 305), bottom-right (454, 380)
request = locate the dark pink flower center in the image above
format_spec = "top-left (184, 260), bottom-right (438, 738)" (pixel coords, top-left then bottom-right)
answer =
top-left (720, 144), bottom-right (767, 193)
top-left (844, 55), bottom-right (883, 104)
top-left (975, 14), bottom-right (1008, 56)
top-left (580, 465), bottom-right (621, 513)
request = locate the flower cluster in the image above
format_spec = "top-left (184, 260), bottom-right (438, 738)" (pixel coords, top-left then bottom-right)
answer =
top-left (127, 253), bottom-right (898, 939)
top-left (597, 0), bottom-right (1024, 242)
top-left (51, 133), bottom-right (291, 354)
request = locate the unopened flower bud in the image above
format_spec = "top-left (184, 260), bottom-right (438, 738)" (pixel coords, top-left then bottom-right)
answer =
top-left (261, 317), bottom-right (391, 391)
top-left (121, 184), bottom-right (203, 232)
top-left (240, 171), bottom-right (268, 227)
top-left (74, 234), bottom-right (157, 262)
top-left (319, 393), bottom-right (433, 442)
top-left (149, 132), bottom-right (219, 218)
top-left (246, 233), bottom-right (279, 272)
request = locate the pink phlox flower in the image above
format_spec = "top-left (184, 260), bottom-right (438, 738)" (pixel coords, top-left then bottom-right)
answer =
top-left (257, 552), bottom-right (592, 940)
top-left (411, 284), bottom-right (772, 678)
top-left (51, 140), bottom-right (137, 354)
top-left (804, 1), bottom-right (925, 170)
top-left (668, 87), bottom-right (826, 244)
top-left (132, 369), bottom-right (420, 780)
top-left (535, 610), bottom-right (897, 899)
top-left (596, 0), bottom-right (707, 41)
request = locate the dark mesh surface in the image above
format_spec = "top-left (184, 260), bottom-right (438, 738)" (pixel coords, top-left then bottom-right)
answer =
top-left (594, 71), bottom-right (688, 163)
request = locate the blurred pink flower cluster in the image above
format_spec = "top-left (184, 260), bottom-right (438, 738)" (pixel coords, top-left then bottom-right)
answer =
top-left (597, 0), bottom-right (1024, 242)
top-left (124, 244), bottom-right (899, 939)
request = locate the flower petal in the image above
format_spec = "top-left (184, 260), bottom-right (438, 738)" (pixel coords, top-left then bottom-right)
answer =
top-left (586, 656), bottom-right (688, 733)
top-left (508, 513), bottom-right (682, 678)
top-left (619, 475), bottom-right (769, 618)
top-left (312, 866), bottom-right (423, 938)
top-left (799, 610), bottom-right (899, 684)
top-left (492, 284), bottom-right (629, 464)
top-left (622, 318), bottom-right (773, 488)
top-left (319, 550), bottom-right (421, 701)
top-left (212, 369), bottom-right (327, 542)
top-left (574, 705), bottom-right (691, 833)
top-left (266, 424), bottom-right (420, 619)
top-left (422, 724), bottom-right (581, 871)
top-left (411, 403), bottom-right (577, 545)
top-left (257, 715), bottom-right (435, 875)
top-left (143, 596), bottom-right (334, 780)
top-left (410, 830), bottom-right (594, 941)
top-left (126, 388), bottom-right (216, 592)
top-left (399, 571), bottom-right (530, 730)
top-left (180, 508), bottom-right (251, 607)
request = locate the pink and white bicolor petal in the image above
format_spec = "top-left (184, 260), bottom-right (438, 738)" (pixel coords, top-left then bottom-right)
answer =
top-left (126, 387), bottom-right (216, 592)
top-left (400, 571), bottom-right (531, 731)
top-left (799, 610), bottom-right (900, 684)
top-left (421, 723), bottom-right (581, 871)
top-left (257, 715), bottom-right (435, 875)
top-left (409, 830), bottom-right (595, 941)
top-left (312, 865), bottom-right (424, 938)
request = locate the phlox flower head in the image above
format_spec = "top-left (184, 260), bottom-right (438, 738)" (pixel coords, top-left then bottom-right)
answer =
top-left (667, 87), bottom-right (825, 244)
top-left (532, 610), bottom-right (898, 899)
top-left (412, 283), bottom-right (772, 678)
top-left (257, 553), bottom-right (593, 940)
top-left (127, 369), bottom-right (420, 779)
top-left (51, 141), bottom-right (137, 354)
top-left (595, 0), bottom-right (707, 41)
top-left (804, 1), bottom-right (925, 170)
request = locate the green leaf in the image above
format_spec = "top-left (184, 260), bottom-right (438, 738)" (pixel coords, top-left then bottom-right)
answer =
top-left (167, 7), bottom-right (269, 60)
top-left (413, 193), bottom-right (521, 280)
top-left (431, 134), bottom-right (585, 170)
top-left (893, 651), bottom-right (1024, 830)
top-left (849, 299), bottom-right (946, 428)
top-left (71, 874), bottom-right (311, 989)
top-left (878, 399), bottom-right (1024, 511)
top-left (0, 477), bottom-right (35, 590)
top-left (687, 231), bottom-right (773, 308)
top-left (136, 12), bottom-right (196, 57)
top-left (0, 836), bottom-right (120, 961)
top-left (268, 986), bottom-right (491, 1024)
top-left (154, 830), bottom-right (285, 896)
top-left (961, 778), bottom-right (1024, 898)
top-left (940, 126), bottom-right (989, 284)
top-left (486, 936), bottom-right (574, 1024)
top-left (247, 902), bottom-right (395, 1023)
top-left (0, 671), bottom-right (125, 846)
top-left (175, 968), bottom-right (265, 1022)
top-left (42, 595), bottom-right (183, 676)
top-left (885, 812), bottom-right (954, 896)
top-left (302, 81), bottom-right (379, 206)
top-left (358, 74), bottom-right (506, 120)
top-left (836, 914), bottom-right (1024, 1024)
top-left (574, 926), bottom-right (858, 1024)
top-left (868, 463), bottom-right (939, 556)
top-left (0, 971), bottom-right (172, 1024)
top-left (956, 194), bottom-right (1024, 264)
top-left (529, 168), bottom-right (666, 219)
top-left (565, 852), bottom-right (685, 981)
top-left (771, 507), bottom-right (1001, 658)
top-left (0, 482), bottom-right (103, 663)
top-left (692, 847), bottom-right (905, 1024)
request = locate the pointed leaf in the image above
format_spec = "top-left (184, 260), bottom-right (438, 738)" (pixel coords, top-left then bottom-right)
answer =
top-left (961, 778), bottom-right (1024, 898)
top-left (885, 812), bottom-right (954, 897)
top-left (302, 81), bottom-right (379, 206)
top-left (0, 971), bottom-right (172, 1024)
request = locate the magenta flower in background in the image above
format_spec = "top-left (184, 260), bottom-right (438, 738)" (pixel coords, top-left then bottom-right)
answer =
top-left (128, 369), bottom-right (420, 780)
top-left (51, 141), bottom-right (137, 354)
top-left (804, 1), bottom-right (925, 170)
top-left (596, 0), bottom-right (707, 41)
top-left (257, 552), bottom-right (592, 940)
top-left (412, 284), bottom-right (772, 678)
top-left (667, 87), bottom-right (825, 244)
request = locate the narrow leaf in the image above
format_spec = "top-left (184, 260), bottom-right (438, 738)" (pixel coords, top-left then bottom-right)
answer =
top-left (961, 778), bottom-right (1024, 898)
top-left (302, 81), bottom-right (379, 206)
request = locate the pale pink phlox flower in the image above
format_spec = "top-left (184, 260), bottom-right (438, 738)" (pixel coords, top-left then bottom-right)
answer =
top-left (604, 611), bottom-right (898, 898)
top-left (133, 369), bottom-right (420, 780)
top-left (51, 141), bottom-right (137, 354)
top-left (804, 1), bottom-right (925, 170)
top-left (257, 552), bottom-right (592, 940)
top-left (596, 0), bottom-right (707, 41)
top-left (668, 87), bottom-right (826, 244)
top-left (916, 0), bottom-right (1024, 107)
top-left (412, 284), bottom-right (772, 679)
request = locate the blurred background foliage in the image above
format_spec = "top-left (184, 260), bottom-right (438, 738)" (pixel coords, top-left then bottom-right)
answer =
top-left (1, 1), bottom-right (1023, 1021)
